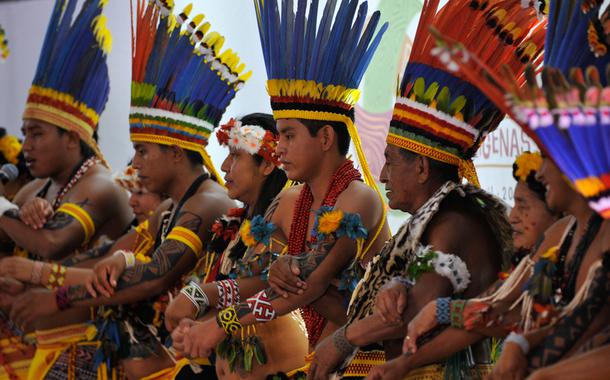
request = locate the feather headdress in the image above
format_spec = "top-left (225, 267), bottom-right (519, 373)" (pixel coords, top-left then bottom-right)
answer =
top-left (130, 0), bottom-right (251, 183)
top-left (22, 0), bottom-right (111, 165)
top-left (253, 0), bottom-right (388, 191)
top-left (389, 0), bottom-right (546, 186)
top-left (433, 0), bottom-right (610, 218)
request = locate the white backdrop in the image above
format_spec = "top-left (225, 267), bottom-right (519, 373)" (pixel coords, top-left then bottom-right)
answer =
top-left (0, 0), bottom-right (538, 231)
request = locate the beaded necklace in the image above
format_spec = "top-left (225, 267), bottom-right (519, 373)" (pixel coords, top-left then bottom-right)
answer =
top-left (554, 213), bottom-right (602, 305)
top-left (288, 159), bottom-right (362, 346)
top-left (37, 156), bottom-right (98, 210)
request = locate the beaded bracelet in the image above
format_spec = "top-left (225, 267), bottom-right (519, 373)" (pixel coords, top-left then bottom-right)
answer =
top-left (450, 299), bottom-right (467, 328)
top-left (180, 281), bottom-right (210, 319)
top-left (216, 307), bottom-right (242, 335)
top-left (504, 332), bottom-right (530, 355)
top-left (114, 250), bottom-right (136, 269)
top-left (47, 264), bottom-right (67, 290)
top-left (246, 290), bottom-right (277, 322)
top-left (435, 297), bottom-right (451, 325)
top-left (30, 261), bottom-right (44, 285)
top-left (216, 279), bottom-right (240, 309)
top-left (55, 286), bottom-right (71, 311)
top-left (332, 324), bottom-right (357, 357)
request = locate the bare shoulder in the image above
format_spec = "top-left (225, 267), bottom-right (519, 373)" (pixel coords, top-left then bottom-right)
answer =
top-left (182, 180), bottom-right (235, 221)
top-left (12, 179), bottom-right (47, 206)
top-left (70, 164), bottom-right (126, 203)
top-left (335, 181), bottom-right (382, 213)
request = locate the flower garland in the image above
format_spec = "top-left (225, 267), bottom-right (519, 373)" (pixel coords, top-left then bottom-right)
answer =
top-left (216, 118), bottom-right (280, 165)
top-left (239, 215), bottom-right (276, 248)
top-left (311, 206), bottom-right (369, 293)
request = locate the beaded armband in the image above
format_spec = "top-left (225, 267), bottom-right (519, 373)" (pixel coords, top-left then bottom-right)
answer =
top-left (216, 307), bottom-right (242, 335)
top-left (450, 299), bottom-right (467, 328)
top-left (408, 245), bottom-right (471, 293)
top-left (180, 281), bottom-right (210, 319)
top-left (56, 203), bottom-right (95, 245)
top-left (47, 264), bottom-right (67, 289)
top-left (436, 297), bottom-right (451, 325)
top-left (246, 290), bottom-right (277, 322)
top-left (165, 226), bottom-right (203, 259)
top-left (216, 279), bottom-right (240, 309)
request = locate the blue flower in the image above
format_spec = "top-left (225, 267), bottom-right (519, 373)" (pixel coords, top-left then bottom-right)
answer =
top-left (249, 215), bottom-right (276, 246)
top-left (337, 212), bottom-right (368, 240)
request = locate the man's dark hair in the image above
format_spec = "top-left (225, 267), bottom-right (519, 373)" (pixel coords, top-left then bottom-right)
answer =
top-left (57, 127), bottom-right (96, 160)
top-left (399, 148), bottom-right (459, 184)
top-left (300, 119), bottom-right (350, 156)
top-left (240, 113), bottom-right (288, 217)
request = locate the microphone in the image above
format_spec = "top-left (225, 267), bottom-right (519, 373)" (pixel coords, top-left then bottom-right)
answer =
top-left (0, 164), bottom-right (19, 184)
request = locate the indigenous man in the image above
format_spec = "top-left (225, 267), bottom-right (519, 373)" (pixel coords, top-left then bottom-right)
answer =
top-left (0, 1), bottom-right (130, 378)
top-left (7, 2), bottom-right (248, 378)
top-left (305, 1), bottom-right (546, 379)
top-left (171, 0), bottom-right (390, 370)
top-left (369, 2), bottom-right (610, 379)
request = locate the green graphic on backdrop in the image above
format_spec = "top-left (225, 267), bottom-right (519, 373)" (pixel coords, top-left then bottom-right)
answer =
top-left (361, 0), bottom-right (422, 112)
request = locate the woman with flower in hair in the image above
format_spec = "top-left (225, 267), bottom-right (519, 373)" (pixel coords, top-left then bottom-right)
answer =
top-left (510, 151), bottom-right (562, 265)
top-left (165, 113), bottom-right (309, 379)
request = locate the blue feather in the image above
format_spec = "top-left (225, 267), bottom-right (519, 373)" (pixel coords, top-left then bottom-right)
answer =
top-left (299, 0), bottom-right (318, 78)
top-left (307, 0), bottom-right (337, 80)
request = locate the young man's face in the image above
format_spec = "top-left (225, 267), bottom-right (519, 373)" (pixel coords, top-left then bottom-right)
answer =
top-left (276, 119), bottom-right (323, 182)
top-left (131, 142), bottom-right (174, 195)
top-left (21, 119), bottom-right (72, 178)
top-left (379, 144), bottom-right (418, 212)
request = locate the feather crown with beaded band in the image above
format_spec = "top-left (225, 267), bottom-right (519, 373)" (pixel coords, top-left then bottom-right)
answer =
top-left (433, 0), bottom-right (610, 217)
top-left (253, 0), bottom-right (389, 192)
top-left (22, 0), bottom-right (112, 165)
top-left (388, 0), bottom-right (546, 186)
top-left (129, 0), bottom-right (252, 184)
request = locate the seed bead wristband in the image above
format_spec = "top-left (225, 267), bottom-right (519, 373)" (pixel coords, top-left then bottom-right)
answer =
top-left (216, 306), bottom-right (242, 335)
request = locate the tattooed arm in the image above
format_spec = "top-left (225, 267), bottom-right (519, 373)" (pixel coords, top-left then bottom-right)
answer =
top-left (62, 210), bottom-right (205, 307)
top-left (0, 176), bottom-right (124, 260)
top-left (60, 240), bottom-right (114, 267)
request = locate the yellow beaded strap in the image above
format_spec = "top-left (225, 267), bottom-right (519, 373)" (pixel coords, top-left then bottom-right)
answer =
top-left (216, 306), bottom-right (242, 335)
top-left (56, 203), bottom-right (95, 245)
top-left (132, 220), bottom-right (154, 263)
top-left (165, 226), bottom-right (203, 259)
top-left (46, 264), bottom-right (67, 289)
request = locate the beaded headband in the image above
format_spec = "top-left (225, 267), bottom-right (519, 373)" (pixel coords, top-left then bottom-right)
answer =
top-left (389, 0), bottom-right (545, 186)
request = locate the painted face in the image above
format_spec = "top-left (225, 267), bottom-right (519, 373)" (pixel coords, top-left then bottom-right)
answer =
top-left (21, 119), bottom-right (72, 178)
top-left (380, 144), bottom-right (418, 212)
top-left (275, 119), bottom-right (323, 182)
top-left (220, 147), bottom-right (269, 206)
top-left (128, 190), bottom-right (163, 223)
top-left (131, 142), bottom-right (174, 195)
top-left (536, 156), bottom-right (576, 213)
top-left (509, 181), bottom-right (558, 252)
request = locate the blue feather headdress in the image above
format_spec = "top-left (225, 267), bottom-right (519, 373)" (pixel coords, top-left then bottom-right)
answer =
top-left (130, 0), bottom-right (251, 183)
top-left (22, 0), bottom-right (111, 165)
top-left (253, 0), bottom-right (388, 190)
top-left (434, 0), bottom-right (610, 217)
top-left (510, 0), bottom-right (610, 218)
top-left (388, 0), bottom-right (546, 186)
